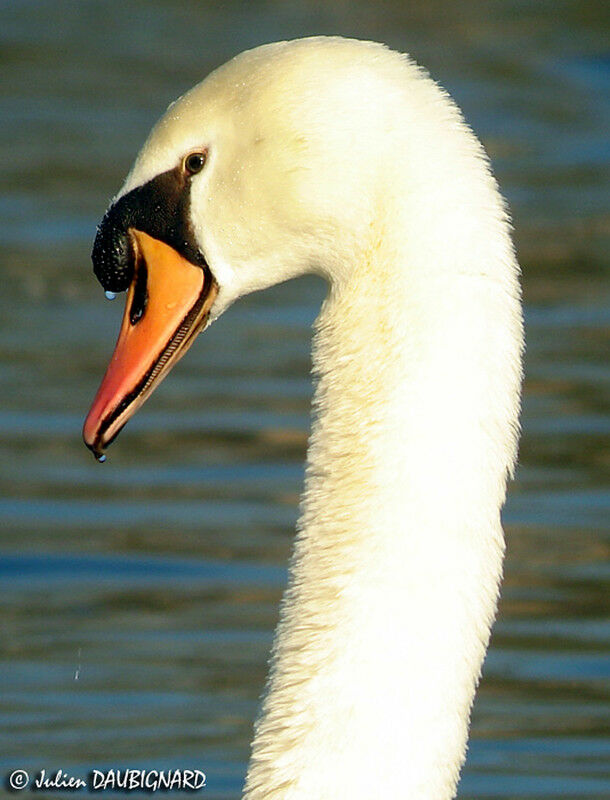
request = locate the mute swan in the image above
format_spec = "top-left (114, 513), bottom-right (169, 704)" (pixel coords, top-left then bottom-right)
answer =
top-left (83, 37), bottom-right (523, 800)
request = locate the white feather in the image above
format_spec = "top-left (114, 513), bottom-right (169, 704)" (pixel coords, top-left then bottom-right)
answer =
top-left (122, 37), bottom-right (523, 800)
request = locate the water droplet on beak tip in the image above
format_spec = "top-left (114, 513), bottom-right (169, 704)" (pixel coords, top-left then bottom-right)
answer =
top-left (104, 290), bottom-right (117, 301)
top-left (97, 454), bottom-right (106, 463)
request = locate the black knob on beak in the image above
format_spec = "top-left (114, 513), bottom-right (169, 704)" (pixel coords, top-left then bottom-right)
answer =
top-left (92, 213), bottom-right (135, 293)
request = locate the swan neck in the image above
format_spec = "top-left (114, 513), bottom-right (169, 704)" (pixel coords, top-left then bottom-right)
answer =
top-left (243, 223), bottom-right (521, 800)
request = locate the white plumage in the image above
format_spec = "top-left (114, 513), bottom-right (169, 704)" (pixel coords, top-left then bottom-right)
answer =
top-left (117, 37), bottom-right (523, 800)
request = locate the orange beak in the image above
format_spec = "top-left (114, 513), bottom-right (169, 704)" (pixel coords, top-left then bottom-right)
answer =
top-left (83, 229), bottom-right (217, 460)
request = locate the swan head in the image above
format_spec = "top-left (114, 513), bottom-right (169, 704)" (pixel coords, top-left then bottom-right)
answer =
top-left (83, 38), bottom-right (411, 458)
top-left (83, 37), bottom-right (448, 458)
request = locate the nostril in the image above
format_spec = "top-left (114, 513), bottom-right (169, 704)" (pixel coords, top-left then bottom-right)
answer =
top-left (129, 251), bottom-right (148, 325)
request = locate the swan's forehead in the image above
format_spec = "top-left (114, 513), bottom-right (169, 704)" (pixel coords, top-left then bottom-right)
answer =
top-left (120, 38), bottom-right (400, 197)
top-left (118, 47), bottom-right (297, 194)
top-left (118, 88), bottom-right (227, 197)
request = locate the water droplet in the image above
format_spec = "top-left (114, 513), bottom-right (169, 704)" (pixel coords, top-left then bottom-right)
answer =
top-left (97, 454), bottom-right (106, 463)
top-left (74, 647), bottom-right (82, 681)
top-left (104, 290), bottom-right (117, 301)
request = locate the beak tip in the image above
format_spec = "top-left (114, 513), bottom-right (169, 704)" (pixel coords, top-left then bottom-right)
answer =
top-left (83, 422), bottom-right (107, 463)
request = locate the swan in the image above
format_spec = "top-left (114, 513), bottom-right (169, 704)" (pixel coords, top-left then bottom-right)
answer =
top-left (83, 37), bottom-right (523, 800)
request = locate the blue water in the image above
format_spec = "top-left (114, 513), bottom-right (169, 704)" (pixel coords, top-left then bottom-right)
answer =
top-left (0, 1), bottom-right (608, 797)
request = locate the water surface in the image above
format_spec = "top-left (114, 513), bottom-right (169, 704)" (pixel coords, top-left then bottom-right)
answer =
top-left (0, 1), bottom-right (608, 798)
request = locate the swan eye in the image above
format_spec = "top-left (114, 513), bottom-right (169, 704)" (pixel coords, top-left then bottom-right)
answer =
top-left (184, 151), bottom-right (207, 175)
